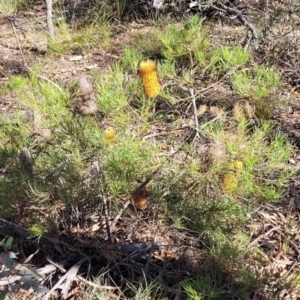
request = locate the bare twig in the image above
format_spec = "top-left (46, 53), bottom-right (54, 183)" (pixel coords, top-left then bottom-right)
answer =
top-left (189, 88), bottom-right (201, 140)
top-left (43, 257), bottom-right (86, 300)
top-left (243, 31), bottom-right (253, 51)
top-left (289, 240), bottom-right (300, 258)
top-left (102, 192), bottom-right (112, 243)
top-left (131, 167), bottom-right (162, 200)
top-left (213, 3), bottom-right (259, 40)
top-left (110, 200), bottom-right (131, 233)
top-left (45, 257), bottom-right (118, 290)
top-left (248, 226), bottom-right (281, 247)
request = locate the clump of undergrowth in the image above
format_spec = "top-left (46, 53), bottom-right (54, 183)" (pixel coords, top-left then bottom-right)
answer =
top-left (48, 17), bottom-right (112, 54)
top-left (0, 0), bottom-right (33, 14)
top-left (132, 15), bottom-right (209, 68)
top-left (182, 274), bottom-right (221, 300)
top-left (232, 66), bottom-right (281, 119)
top-left (207, 45), bottom-right (249, 74)
top-left (158, 16), bottom-right (209, 67)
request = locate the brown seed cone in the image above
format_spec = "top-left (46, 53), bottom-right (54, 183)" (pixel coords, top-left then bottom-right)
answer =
top-left (133, 188), bottom-right (148, 210)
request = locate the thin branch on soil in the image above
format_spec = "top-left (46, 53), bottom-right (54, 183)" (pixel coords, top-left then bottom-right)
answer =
top-left (102, 192), bottom-right (112, 243)
top-left (0, 218), bottom-right (89, 258)
top-left (283, 260), bottom-right (299, 279)
top-left (243, 31), bottom-right (254, 51)
top-left (110, 200), bottom-right (131, 233)
top-left (289, 240), bottom-right (300, 257)
top-left (214, 4), bottom-right (259, 40)
top-left (131, 167), bottom-right (162, 200)
top-left (46, 255), bottom-right (119, 290)
top-left (77, 275), bottom-right (119, 290)
top-left (248, 225), bottom-right (281, 247)
top-left (189, 88), bottom-right (201, 140)
top-left (43, 257), bottom-right (86, 300)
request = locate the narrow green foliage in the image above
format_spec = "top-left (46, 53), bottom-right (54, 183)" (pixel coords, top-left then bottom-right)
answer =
top-left (0, 0), bottom-right (18, 14)
top-left (96, 66), bottom-right (133, 115)
top-left (159, 60), bottom-right (176, 78)
top-left (232, 65), bottom-right (280, 100)
top-left (104, 136), bottom-right (154, 196)
top-left (126, 273), bottom-right (164, 300)
top-left (119, 47), bottom-right (143, 72)
top-left (48, 16), bottom-right (112, 54)
top-left (207, 45), bottom-right (249, 74)
top-left (182, 275), bottom-right (221, 300)
top-left (0, 11), bottom-right (297, 299)
top-left (203, 117), bottom-right (292, 203)
top-left (158, 15), bottom-right (209, 67)
top-left (29, 222), bottom-right (47, 242)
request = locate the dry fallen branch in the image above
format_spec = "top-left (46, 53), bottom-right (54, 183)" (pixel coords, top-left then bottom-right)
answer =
top-left (248, 225), bottom-right (281, 248)
top-left (212, 3), bottom-right (258, 40)
top-left (43, 257), bottom-right (86, 300)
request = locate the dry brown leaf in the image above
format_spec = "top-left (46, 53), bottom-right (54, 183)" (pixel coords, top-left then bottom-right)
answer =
top-left (87, 222), bottom-right (102, 232)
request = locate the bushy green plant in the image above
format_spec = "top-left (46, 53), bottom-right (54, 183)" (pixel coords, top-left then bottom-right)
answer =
top-left (119, 47), bottom-right (143, 72)
top-left (158, 15), bottom-right (209, 67)
top-left (207, 45), bottom-right (249, 74)
top-left (104, 136), bottom-right (154, 196)
top-left (48, 16), bottom-right (112, 54)
top-left (232, 65), bottom-right (281, 118)
top-left (96, 66), bottom-right (134, 115)
top-left (204, 117), bottom-right (292, 203)
top-left (159, 59), bottom-right (176, 78)
top-left (182, 275), bottom-right (221, 300)
top-left (232, 65), bottom-right (280, 100)
top-left (0, 0), bottom-right (18, 14)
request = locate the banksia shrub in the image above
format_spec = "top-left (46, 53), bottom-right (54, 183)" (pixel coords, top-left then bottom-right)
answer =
top-left (138, 60), bottom-right (160, 98)
top-left (222, 161), bottom-right (243, 194)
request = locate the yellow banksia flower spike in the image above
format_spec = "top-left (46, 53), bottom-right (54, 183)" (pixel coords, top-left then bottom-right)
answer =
top-left (222, 161), bottom-right (243, 194)
top-left (104, 127), bottom-right (117, 145)
top-left (138, 60), bottom-right (161, 98)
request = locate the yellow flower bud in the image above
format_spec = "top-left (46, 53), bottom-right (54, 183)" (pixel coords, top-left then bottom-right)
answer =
top-left (222, 161), bottom-right (243, 194)
top-left (104, 128), bottom-right (116, 144)
top-left (138, 60), bottom-right (161, 98)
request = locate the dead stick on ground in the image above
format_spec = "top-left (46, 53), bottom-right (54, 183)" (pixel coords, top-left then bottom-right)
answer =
top-left (45, 257), bottom-right (118, 291)
top-left (43, 257), bottom-right (86, 300)
top-left (190, 88), bottom-right (201, 140)
top-left (131, 167), bottom-right (162, 200)
top-left (248, 226), bottom-right (281, 248)
top-left (102, 192), bottom-right (112, 243)
top-left (110, 200), bottom-right (131, 233)
top-left (214, 4), bottom-right (259, 39)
